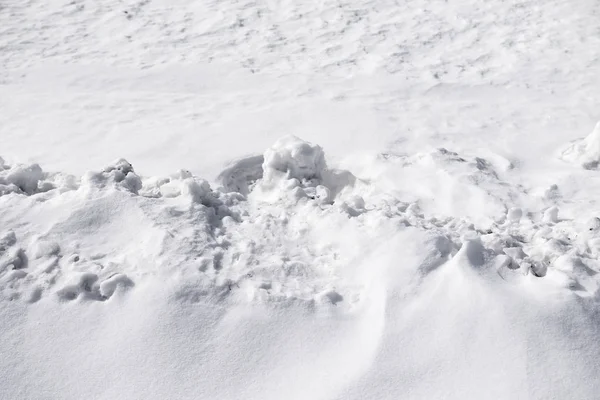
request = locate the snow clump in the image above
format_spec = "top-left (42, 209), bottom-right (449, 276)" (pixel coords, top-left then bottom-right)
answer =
top-left (263, 135), bottom-right (327, 183)
top-left (561, 121), bottom-right (600, 169)
top-left (259, 135), bottom-right (335, 203)
top-left (0, 157), bottom-right (47, 195)
top-left (81, 158), bottom-right (142, 193)
top-left (254, 136), bottom-right (358, 205)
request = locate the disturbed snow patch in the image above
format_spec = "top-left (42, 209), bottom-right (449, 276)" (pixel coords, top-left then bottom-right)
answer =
top-left (1, 136), bottom-right (600, 307)
top-left (263, 135), bottom-right (327, 183)
top-left (0, 157), bottom-right (77, 195)
top-left (374, 147), bottom-right (520, 225)
top-left (218, 135), bottom-right (357, 205)
top-left (0, 155), bottom-right (243, 304)
top-left (253, 135), bottom-right (357, 205)
top-left (0, 137), bottom-right (361, 306)
top-left (561, 121), bottom-right (600, 169)
top-left (217, 155), bottom-right (264, 195)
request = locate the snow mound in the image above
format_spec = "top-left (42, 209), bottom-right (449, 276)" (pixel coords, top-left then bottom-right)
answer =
top-left (217, 155), bottom-right (264, 195)
top-left (263, 135), bottom-right (327, 183)
top-left (257, 136), bottom-right (334, 203)
top-left (82, 158), bottom-right (143, 193)
top-left (0, 138), bottom-right (372, 305)
top-left (0, 159), bottom-right (47, 195)
top-left (0, 158), bottom-right (78, 196)
top-left (560, 121), bottom-right (600, 169)
top-left (219, 136), bottom-right (357, 205)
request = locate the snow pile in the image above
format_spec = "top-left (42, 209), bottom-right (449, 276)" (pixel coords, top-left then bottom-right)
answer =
top-left (0, 157), bottom-right (47, 195)
top-left (561, 121), bottom-right (600, 169)
top-left (2, 0), bottom-right (600, 396)
top-left (263, 135), bottom-right (327, 183)
top-left (81, 158), bottom-right (143, 193)
top-left (217, 136), bottom-right (357, 207)
top-left (2, 137), bottom-right (600, 398)
top-left (1, 136), bottom-right (599, 307)
top-left (217, 155), bottom-right (264, 195)
top-left (0, 157), bottom-right (80, 197)
top-left (0, 154), bottom-right (249, 304)
top-left (255, 135), bottom-right (359, 205)
top-left (258, 135), bottom-right (332, 203)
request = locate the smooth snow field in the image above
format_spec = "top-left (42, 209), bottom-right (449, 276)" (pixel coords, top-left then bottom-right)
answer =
top-left (1, 0), bottom-right (600, 399)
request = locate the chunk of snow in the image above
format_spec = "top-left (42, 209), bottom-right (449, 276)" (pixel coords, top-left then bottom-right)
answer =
top-left (455, 236), bottom-right (485, 267)
top-left (0, 163), bottom-right (44, 194)
top-left (0, 231), bottom-right (17, 252)
top-left (263, 136), bottom-right (327, 183)
top-left (543, 206), bottom-right (559, 223)
top-left (507, 207), bottom-right (522, 222)
top-left (303, 184), bottom-right (332, 204)
top-left (585, 217), bottom-right (600, 233)
top-left (103, 158), bottom-right (135, 176)
top-left (82, 158), bottom-right (142, 193)
top-left (30, 237), bottom-right (61, 259)
top-left (181, 178), bottom-right (213, 204)
top-left (217, 155), bottom-right (264, 195)
top-left (561, 121), bottom-right (600, 169)
top-left (99, 274), bottom-right (134, 298)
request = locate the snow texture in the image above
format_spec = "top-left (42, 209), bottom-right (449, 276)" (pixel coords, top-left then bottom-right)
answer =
top-left (263, 135), bottom-right (327, 183)
top-left (561, 121), bottom-right (600, 169)
top-left (1, 0), bottom-right (600, 399)
top-left (2, 136), bottom-right (600, 399)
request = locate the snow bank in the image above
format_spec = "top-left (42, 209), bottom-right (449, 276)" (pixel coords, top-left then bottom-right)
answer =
top-left (561, 121), bottom-right (600, 169)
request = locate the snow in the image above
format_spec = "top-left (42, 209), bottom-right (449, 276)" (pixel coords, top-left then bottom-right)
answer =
top-left (1, 0), bottom-right (600, 399)
top-left (0, 160), bottom-right (45, 195)
top-left (561, 121), bottom-right (600, 169)
top-left (263, 136), bottom-right (327, 182)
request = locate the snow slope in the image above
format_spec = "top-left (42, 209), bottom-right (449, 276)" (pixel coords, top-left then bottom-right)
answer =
top-left (1, 0), bottom-right (600, 399)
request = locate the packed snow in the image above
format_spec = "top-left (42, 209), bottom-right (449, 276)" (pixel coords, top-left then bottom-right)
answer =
top-left (1, 0), bottom-right (600, 399)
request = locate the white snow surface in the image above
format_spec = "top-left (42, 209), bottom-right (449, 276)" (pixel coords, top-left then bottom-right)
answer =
top-left (1, 0), bottom-right (600, 399)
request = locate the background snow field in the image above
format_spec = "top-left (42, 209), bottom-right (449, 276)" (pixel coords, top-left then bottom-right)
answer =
top-left (1, 0), bottom-right (600, 399)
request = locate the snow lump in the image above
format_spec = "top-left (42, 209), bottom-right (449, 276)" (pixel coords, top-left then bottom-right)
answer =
top-left (561, 121), bottom-right (600, 169)
top-left (262, 135), bottom-right (327, 183)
